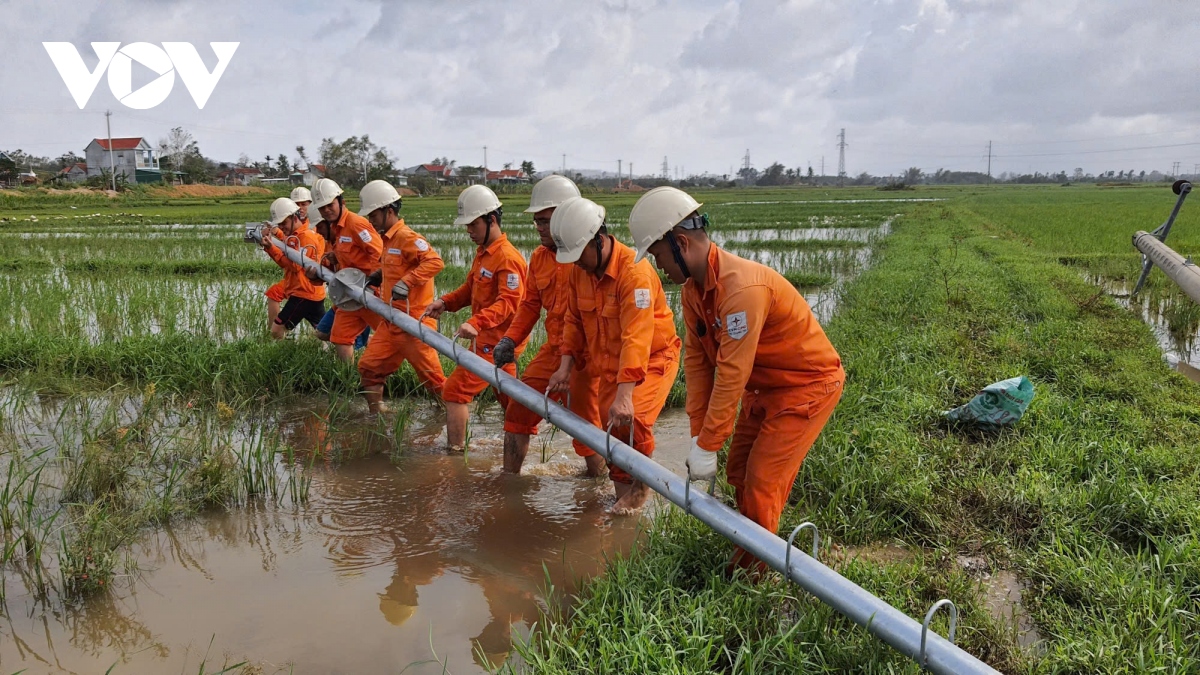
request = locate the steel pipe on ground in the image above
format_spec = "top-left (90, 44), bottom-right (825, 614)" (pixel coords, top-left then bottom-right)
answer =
top-left (251, 227), bottom-right (1000, 674)
top-left (1133, 230), bottom-right (1200, 305)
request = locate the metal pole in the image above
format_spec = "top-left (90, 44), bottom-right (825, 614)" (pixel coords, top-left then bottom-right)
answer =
top-left (1133, 181), bottom-right (1191, 296)
top-left (1132, 231), bottom-right (1200, 304)
top-left (249, 227), bottom-right (999, 674)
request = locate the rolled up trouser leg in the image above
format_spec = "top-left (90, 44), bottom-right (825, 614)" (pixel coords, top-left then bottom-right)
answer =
top-left (503, 347), bottom-right (601, 456)
top-left (442, 344), bottom-right (516, 408)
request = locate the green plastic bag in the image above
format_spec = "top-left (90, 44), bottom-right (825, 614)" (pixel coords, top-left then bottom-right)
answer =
top-left (944, 376), bottom-right (1035, 428)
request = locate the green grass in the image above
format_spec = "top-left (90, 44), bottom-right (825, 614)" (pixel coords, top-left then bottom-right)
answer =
top-left (513, 194), bottom-right (1200, 673)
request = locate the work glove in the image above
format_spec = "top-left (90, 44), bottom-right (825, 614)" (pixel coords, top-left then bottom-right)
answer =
top-left (492, 336), bottom-right (517, 367)
top-left (686, 436), bottom-right (718, 480)
top-left (391, 279), bottom-right (410, 301)
top-left (320, 252), bottom-right (340, 272)
top-left (366, 269), bottom-right (383, 288)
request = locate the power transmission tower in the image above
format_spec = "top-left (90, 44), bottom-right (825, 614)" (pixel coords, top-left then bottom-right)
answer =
top-left (987, 140), bottom-right (992, 178)
top-left (1172, 161), bottom-right (1181, 177)
top-left (836, 129), bottom-right (847, 187)
top-left (662, 156), bottom-right (669, 180)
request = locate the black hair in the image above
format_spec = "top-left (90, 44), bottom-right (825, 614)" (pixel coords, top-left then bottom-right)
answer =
top-left (486, 207), bottom-right (503, 228)
top-left (387, 199), bottom-right (402, 214)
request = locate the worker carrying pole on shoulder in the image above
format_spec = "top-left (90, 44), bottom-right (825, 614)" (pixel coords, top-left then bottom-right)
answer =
top-left (355, 180), bottom-right (447, 413)
top-left (548, 196), bottom-right (681, 514)
top-left (308, 177), bottom-right (384, 363)
top-left (424, 185), bottom-right (528, 452)
top-left (629, 186), bottom-right (845, 573)
top-left (491, 175), bottom-right (604, 477)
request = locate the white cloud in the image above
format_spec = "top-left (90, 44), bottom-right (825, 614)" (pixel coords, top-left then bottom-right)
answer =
top-left (2, 0), bottom-right (1198, 177)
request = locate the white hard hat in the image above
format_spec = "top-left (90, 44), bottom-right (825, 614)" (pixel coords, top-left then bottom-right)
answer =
top-left (268, 197), bottom-right (300, 226)
top-left (549, 196), bottom-right (606, 264)
top-left (628, 186), bottom-right (703, 263)
top-left (358, 180), bottom-right (402, 216)
top-left (290, 186), bottom-right (312, 203)
top-left (454, 184), bottom-right (502, 226)
top-left (311, 178), bottom-right (344, 209)
top-left (525, 175), bottom-right (580, 213)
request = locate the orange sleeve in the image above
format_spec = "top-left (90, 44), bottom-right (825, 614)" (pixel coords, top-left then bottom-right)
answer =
top-left (682, 295), bottom-right (715, 438)
top-left (350, 218), bottom-right (384, 267)
top-left (696, 284), bottom-right (771, 451)
top-left (505, 257), bottom-right (544, 344)
top-left (266, 234), bottom-right (318, 274)
top-left (616, 268), bottom-right (656, 385)
top-left (469, 251), bottom-right (524, 332)
top-left (401, 233), bottom-right (444, 288)
top-left (442, 271), bottom-right (472, 312)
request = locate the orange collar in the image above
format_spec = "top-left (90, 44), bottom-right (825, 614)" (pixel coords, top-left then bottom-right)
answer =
top-left (385, 217), bottom-right (407, 240)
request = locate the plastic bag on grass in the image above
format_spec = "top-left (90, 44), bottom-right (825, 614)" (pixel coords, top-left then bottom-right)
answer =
top-left (943, 376), bottom-right (1035, 428)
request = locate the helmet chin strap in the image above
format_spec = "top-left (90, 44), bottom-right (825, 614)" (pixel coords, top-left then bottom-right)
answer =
top-left (666, 231), bottom-right (691, 281)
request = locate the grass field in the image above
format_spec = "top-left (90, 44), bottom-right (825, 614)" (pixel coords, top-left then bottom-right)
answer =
top-left (1, 182), bottom-right (1198, 673)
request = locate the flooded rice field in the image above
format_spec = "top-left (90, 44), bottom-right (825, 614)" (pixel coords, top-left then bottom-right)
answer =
top-left (0, 392), bottom-right (693, 674)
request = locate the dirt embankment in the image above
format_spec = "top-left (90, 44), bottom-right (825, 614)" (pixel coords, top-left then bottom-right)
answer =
top-left (143, 185), bottom-right (273, 198)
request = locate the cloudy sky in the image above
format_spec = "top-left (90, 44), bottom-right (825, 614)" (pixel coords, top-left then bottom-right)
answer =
top-left (4, 0), bottom-right (1200, 178)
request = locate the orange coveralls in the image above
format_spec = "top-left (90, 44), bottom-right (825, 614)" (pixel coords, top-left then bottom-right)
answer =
top-left (683, 244), bottom-right (844, 569)
top-left (327, 208), bottom-right (384, 345)
top-left (561, 239), bottom-right (681, 483)
top-left (440, 233), bottom-right (528, 405)
top-left (357, 219), bottom-right (447, 396)
top-left (501, 246), bottom-right (601, 456)
top-left (264, 219), bottom-right (306, 303)
top-left (264, 219), bottom-right (325, 302)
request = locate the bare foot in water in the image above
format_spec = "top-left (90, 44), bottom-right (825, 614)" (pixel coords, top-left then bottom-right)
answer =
top-left (610, 480), bottom-right (650, 515)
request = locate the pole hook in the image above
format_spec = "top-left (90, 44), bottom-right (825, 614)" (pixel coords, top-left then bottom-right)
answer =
top-left (785, 522), bottom-right (820, 579)
top-left (920, 599), bottom-right (958, 668)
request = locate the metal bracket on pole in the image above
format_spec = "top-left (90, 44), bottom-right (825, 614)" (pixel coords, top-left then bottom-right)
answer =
top-left (786, 522), bottom-right (820, 575)
top-left (1133, 180), bottom-right (1192, 297)
top-left (246, 226), bottom-right (1000, 675)
top-left (921, 599), bottom-right (958, 669)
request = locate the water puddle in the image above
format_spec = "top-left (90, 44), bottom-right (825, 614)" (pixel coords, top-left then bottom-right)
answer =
top-left (0, 397), bottom-right (693, 674)
top-left (1087, 275), bottom-right (1200, 382)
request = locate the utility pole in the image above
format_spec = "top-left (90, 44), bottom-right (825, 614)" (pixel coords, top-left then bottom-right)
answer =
top-left (629, 163), bottom-right (633, 182)
top-left (483, 145), bottom-right (487, 172)
top-left (662, 156), bottom-right (669, 180)
top-left (987, 140), bottom-right (992, 178)
top-left (617, 159), bottom-right (622, 184)
top-left (820, 155), bottom-right (825, 178)
top-left (837, 129), bottom-right (847, 188)
top-left (562, 153), bottom-right (566, 175)
top-left (105, 109), bottom-right (116, 191)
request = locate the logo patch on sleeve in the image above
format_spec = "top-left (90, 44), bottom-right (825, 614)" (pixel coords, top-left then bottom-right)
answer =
top-left (726, 311), bottom-right (749, 340)
top-left (507, 273), bottom-right (519, 290)
top-left (414, 238), bottom-right (429, 252)
top-left (634, 288), bottom-right (651, 309)
top-left (357, 229), bottom-right (373, 243)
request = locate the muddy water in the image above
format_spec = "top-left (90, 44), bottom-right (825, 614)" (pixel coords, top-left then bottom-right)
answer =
top-left (1088, 275), bottom-right (1200, 382)
top-left (1, 403), bottom-right (692, 674)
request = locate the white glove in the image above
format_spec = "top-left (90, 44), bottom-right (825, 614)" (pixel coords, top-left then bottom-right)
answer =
top-left (391, 279), bottom-right (410, 300)
top-left (686, 436), bottom-right (718, 480)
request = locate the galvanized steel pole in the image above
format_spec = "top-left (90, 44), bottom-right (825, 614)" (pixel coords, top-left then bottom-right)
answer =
top-left (1133, 231), bottom-right (1200, 304)
top-left (251, 227), bottom-right (1000, 674)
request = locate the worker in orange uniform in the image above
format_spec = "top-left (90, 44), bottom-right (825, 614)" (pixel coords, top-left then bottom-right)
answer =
top-left (257, 196), bottom-right (327, 339)
top-left (492, 176), bottom-right (605, 476)
top-left (547, 197), bottom-right (681, 514)
top-left (424, 185), bottom-right (527, 451)
top-left (308, 177), bottom-right (384, 362)
top-left (264, 186), bottom-right (314, 328)
top-left (630, 186), bottom-right (845, 573)
top-left (354, 180), bottom-right (447, 413)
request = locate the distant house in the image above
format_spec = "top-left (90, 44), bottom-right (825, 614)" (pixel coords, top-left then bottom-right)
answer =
top-left (85, 137), bottom-right (160, 184)
top-left (404, 164), bottom-right (455, 183)
top-left (486, 168), bottom-right (529, 184)
top-left (302, 163), bottom-right (326, 186)
top-left (217, 167), bottom-right (266, 186)
top-left (58, 162), bottom-right (88, 183)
